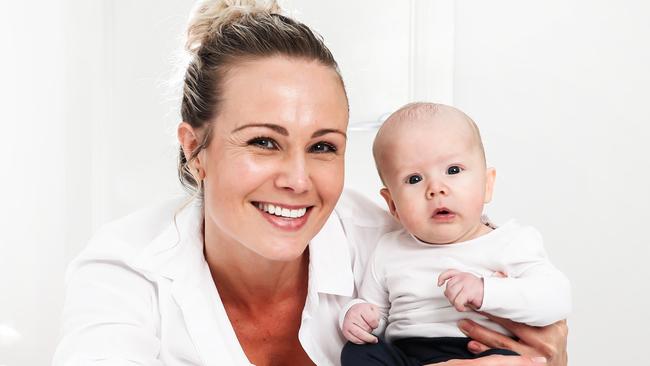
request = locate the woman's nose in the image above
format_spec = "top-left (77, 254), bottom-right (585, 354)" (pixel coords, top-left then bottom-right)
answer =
top-left (274, 153), bottom-right (312, 194)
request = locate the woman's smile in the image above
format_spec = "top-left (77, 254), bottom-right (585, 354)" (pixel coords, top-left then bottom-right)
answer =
top-left (253, 201), bottom-right (314, 231)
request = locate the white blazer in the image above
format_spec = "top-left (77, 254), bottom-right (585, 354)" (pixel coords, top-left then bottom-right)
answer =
top-left (52, 190), bottom-right (397, 366)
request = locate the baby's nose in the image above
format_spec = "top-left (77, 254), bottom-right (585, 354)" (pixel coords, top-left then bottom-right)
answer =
top-left (426, 185), bottom-right (447, 198)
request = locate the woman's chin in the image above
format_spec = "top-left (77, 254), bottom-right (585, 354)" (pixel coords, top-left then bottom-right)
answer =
top-left (256, 242), bottom-right (309, 263)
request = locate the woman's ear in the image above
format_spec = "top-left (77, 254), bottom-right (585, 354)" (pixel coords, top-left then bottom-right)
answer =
top-left (178, 122), bottom-right (205, 179)
top-left (484, 167), bottom-right (496, 203)
top-left (380, 188), bottom-right (400, 222)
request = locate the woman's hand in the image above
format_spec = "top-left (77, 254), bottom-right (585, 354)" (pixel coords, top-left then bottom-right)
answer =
top-left (455, 315), bottom-right (568, 366)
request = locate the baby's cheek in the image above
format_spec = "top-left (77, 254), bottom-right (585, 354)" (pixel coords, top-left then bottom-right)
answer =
top-left (467, 189), bottom-right (487, 212)
top-left (396, 202), bottom-right (425, 233)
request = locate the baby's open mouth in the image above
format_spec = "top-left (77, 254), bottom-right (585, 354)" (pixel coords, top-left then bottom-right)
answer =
top-left (433, 207), bottom-right (454, 217)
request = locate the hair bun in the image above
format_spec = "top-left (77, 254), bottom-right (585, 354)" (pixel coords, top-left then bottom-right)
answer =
top-left (186, 0), bottom-right (281, 54)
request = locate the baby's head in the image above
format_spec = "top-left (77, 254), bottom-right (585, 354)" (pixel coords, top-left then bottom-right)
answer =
top-left (373, 103), bottom-right (496, 244)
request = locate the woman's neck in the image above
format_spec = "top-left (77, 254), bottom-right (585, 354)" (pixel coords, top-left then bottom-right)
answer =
top-left (203, 224), bottom-right (309, 309)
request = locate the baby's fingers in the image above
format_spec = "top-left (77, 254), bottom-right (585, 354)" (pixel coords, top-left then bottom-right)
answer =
top-left (438, 269), bottom-right (461, 286)
top-left (444, 279), bottom-right (462, 302)
top-left (354, 317), bottom-right (374, 333)
top-left (452, 291), bottom-right (469, 312)
top-left (343, 329), bottom-right (366, 345)
top-left (361, 311), bottom-right (379, 329)
top-left (347, 324), bottom-right (378, 344)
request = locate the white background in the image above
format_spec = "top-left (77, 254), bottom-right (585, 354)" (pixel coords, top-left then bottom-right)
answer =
top-left (1, 1), bottom-right (649, 365)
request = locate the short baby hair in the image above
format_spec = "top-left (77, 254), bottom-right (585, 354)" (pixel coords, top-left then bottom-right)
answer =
top-left (372, 102), bottom-right (486, 185)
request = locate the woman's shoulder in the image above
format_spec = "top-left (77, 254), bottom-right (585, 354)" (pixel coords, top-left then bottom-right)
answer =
top-left (335, 189), bottom-right (396, 228)
top-left (77, 196), bottom-right (194, 264)
top-left (333, 190), bottom-right (401, 272)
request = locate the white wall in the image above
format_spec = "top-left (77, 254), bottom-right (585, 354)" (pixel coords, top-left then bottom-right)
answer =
top-left (1, 2), bottom-right (67, 365)
top-left (1, 0), bottom-right (648, 365)
top-left (453, 2), bottom-right (650, 364)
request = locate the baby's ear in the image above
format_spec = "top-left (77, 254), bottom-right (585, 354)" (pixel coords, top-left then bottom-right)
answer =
top-left (484, 167), bottom-right (496, 203)
top-left (380, 188), bottom-right (400, 221)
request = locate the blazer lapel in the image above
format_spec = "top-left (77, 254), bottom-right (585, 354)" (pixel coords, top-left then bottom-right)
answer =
top-left (171, 257), bottom-right (249, 365)
top-left (134, 201), bottom-right (251, 365)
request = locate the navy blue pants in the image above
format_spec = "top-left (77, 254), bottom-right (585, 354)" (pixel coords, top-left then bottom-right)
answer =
top-left (341, 337), bottom-right (519, 365)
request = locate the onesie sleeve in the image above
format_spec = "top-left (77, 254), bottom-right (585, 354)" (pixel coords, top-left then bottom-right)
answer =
top-left (479, 226), bottom-right (571, 326)
top-left (339, 237), bottom-right (391, 336)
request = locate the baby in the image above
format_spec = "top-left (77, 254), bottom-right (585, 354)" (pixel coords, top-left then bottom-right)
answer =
top-left (340, 103), bottom-right (571, 365)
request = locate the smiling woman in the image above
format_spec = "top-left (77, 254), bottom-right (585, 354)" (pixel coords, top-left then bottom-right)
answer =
top-left (180, 55), bottom-right (350, 364)
top-left (179, 56), bottom-right (349, 263)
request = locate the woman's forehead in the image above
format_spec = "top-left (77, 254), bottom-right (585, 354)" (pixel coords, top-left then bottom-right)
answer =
top-left (216, 57), bottom-right (348, 132)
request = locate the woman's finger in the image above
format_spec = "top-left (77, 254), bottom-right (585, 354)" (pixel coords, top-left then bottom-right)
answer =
top-left (459, 317), bottom-right (567, 366)
top-left (467, 340), bottom-right (490, 354)
top-left (424, 354), bottom-right (547, 365)
top-left (477, 313), bottom-right (522, 336)
top-left (481, 314), bottom-right (568, 354)
top-left (457, 319), bottom-right (535, 355)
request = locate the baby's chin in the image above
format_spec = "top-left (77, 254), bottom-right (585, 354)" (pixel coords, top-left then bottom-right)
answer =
top-left (412, 233), bottom-right (459, 245)
top-left (412, 224), bottom-right (492, 245)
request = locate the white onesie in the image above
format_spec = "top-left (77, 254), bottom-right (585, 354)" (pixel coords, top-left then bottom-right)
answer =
top-left (341, 220), bottom-right (571, 343)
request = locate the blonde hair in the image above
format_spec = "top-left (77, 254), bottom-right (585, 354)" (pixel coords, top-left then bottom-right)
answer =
top-left (178, 0), bottom-right (345, 195)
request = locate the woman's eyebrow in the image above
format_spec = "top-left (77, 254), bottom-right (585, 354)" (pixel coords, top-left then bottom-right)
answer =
top-left (231, 123), bottom-right (288, 135)
top-left (231, 124), bottom-right (347, 139)
top-left (312, 129), bottom-right (347, 139)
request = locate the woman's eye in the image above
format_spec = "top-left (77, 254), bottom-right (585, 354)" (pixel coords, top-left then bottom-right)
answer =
top-left (447, 166), bottom-right (462, 175)
top-left (309, 142), bottom-right (337, 153)
top-left (407, 174), bottom-right (423, 184)
top-left (248, 137), bottom-right (278, 150)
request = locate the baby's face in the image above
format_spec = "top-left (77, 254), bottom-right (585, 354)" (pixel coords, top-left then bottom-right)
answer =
top-left (378, 113), bottom-right (495, 244)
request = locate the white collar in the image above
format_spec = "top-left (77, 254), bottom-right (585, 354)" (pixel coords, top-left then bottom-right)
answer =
top-left (307, 209), bottom-right (355, 297)
top-left (133, 200), bottom-right (354, 298)
top-left (129, 199), bottom-right (354, 365)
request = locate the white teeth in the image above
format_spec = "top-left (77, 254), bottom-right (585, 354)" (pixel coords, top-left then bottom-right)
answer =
top-left (257, 203), bottom-right (308, 218)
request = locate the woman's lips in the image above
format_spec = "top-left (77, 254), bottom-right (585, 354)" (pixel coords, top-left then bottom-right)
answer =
top-left (253, 202), bottom-right (313, 231)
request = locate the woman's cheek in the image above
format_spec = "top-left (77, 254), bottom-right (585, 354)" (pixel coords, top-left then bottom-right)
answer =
top-left (312, 159), bottom-right (344, 200)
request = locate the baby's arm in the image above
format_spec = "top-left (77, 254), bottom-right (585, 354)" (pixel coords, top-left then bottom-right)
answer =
top-left (478, 226), bottom-right (571, 326)
top-left (340, 245), bottom-right (390, 344)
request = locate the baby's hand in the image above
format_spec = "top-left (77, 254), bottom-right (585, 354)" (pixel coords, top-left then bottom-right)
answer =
top-left (342, 302), bottom-right (380, 344)
top-left (438, 269), bottom-right (484, 312)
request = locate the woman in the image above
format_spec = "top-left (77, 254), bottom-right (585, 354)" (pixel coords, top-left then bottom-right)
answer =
top-left (53, 1), bottom-right (567, 365)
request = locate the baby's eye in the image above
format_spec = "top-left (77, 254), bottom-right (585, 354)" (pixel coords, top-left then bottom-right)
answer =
top-left (309, 141), bottom-right (337, 154)
top-left (248, 137), bottom-right (278, 150)
top-left (407, 174), bottom-right (423, 184)
top-left (447, 166), bottom-right (462, 175)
